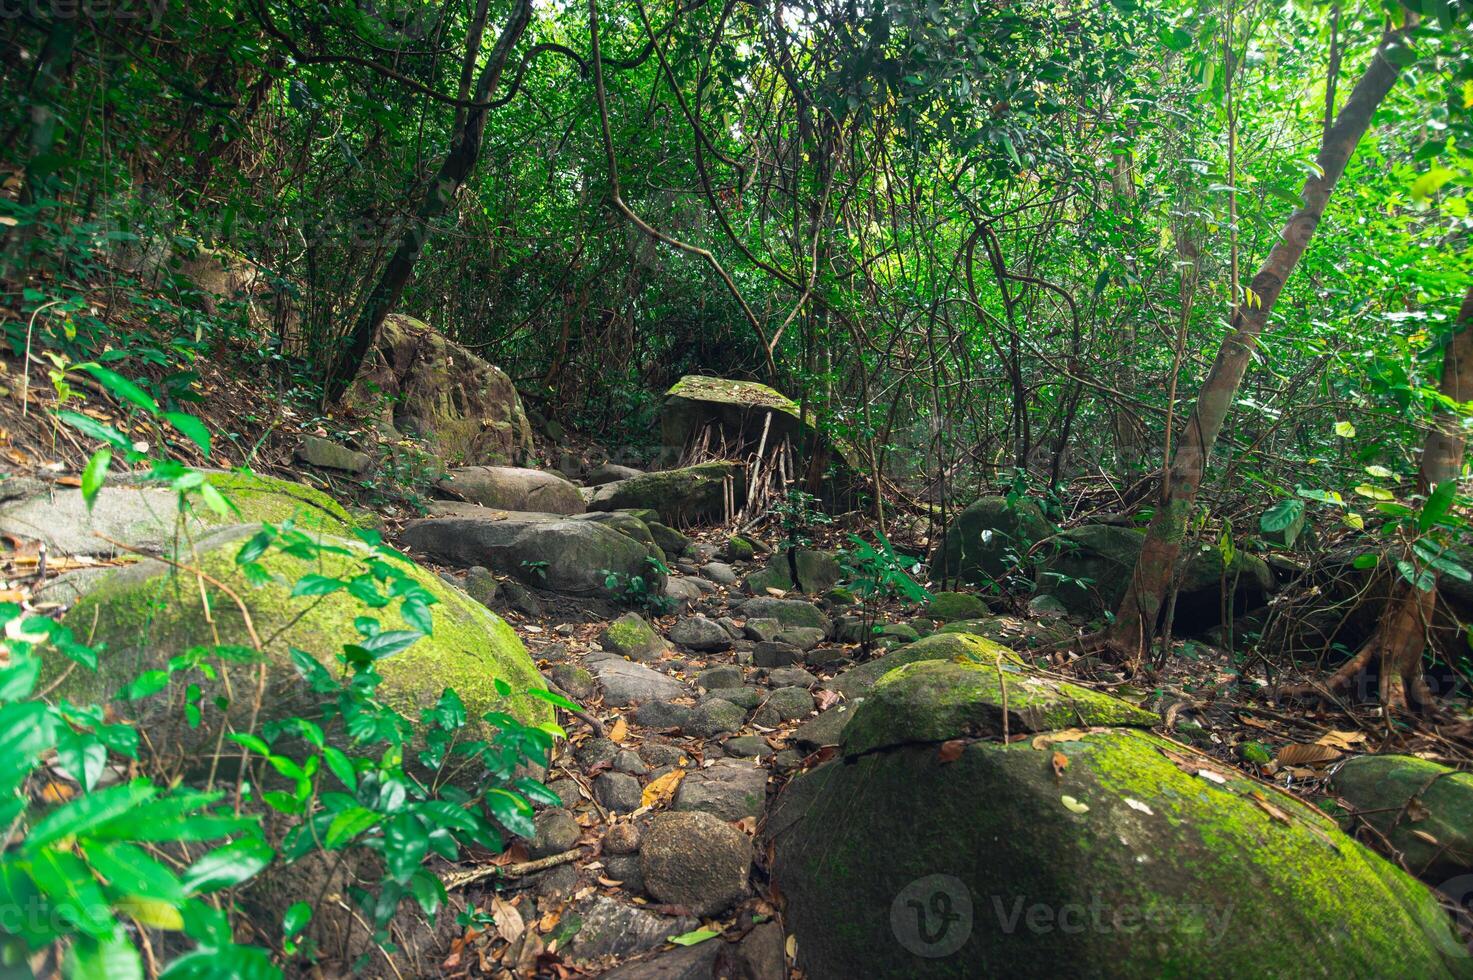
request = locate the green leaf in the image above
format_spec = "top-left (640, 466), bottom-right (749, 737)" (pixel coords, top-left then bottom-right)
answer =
top-left (81, 448), bottom-right (112, 510)
top-left (29, 848), bottom-right (116, 937)
top-left (292, 574), bottom-right (344, 597)
top-left (56, 730), bottom-right (107, 792)
top-left (117, 670), bottom-right (171, 701)
top-left (163, 412), bottom-right (211, 456)
top-left (385, 813), bottom-right (428, 883)
top-left (66, 928), bottom-right (144, 980)
top-left (325, 806), bottom-right (382, 848)
top-left (1333, 420), bottom-right (1356, 438)
top-left (1419, 480), bottom-right (1457, 532)
top-left (159, 943), bottom-right (278, 979)
top-left (669, 927), bottom-right (721, 946)
top-left (55, 411), bottom-right (131, 451)
top-left (283, 901), bottom-right (312, 939)
top-left (27, 781), bottom-right (158, 852)
top-left (181, 838), bottom-right (274, 895)
top-left (83, 366), bottom-right (158, 415)
top-left (407, 867), bottom-right (445, 918)
top-left (81, 841), bottom-right (185, 903)
top-left (1258, 499), bottom-right (1304, 535)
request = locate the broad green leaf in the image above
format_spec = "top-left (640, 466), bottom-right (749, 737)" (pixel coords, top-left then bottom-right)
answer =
top-left (163, 412), bottom-right (211, 456)
top-left (81, 448), bottom-right (111, 510)
top-left (181, 838), bottom-right (274, 895)
top-left (83, 365), bottom-right (158, 414)
top-left (669, 927), bottom-right (722, 946)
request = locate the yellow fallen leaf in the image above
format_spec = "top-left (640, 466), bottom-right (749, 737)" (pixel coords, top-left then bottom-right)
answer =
top-left (1031, 728), bottom-right (1091, 749)
top-left (1061, 795), bottom-right (1089, 814)
top-left (608, 717), bottom-right (629, 743)
top-left (641, 768), bottom-right (685, 809)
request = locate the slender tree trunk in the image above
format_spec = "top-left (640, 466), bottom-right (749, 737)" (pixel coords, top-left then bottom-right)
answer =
top-left (324, 0), bottom-right (533, 403)
top-left (1320, 284), bottom-right (1472, 710)
top-left (1107, 19), bottom-right (1416, 667)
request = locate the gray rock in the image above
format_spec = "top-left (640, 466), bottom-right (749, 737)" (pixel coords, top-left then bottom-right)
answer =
top-left (793, 707), bottom-right (852, 750)
top-left (640, 742), bottom-right (691, 767)
top-left (401, 515), bottom-right (658, 597)
top-left (601, 612), bottom-right (669, 661)
top-left (602, 854), bottom-right (645, 898)
top-left (805, 646), bottom-right (850, 668)
top-left (740, 597), bottom-right (829, 632)
top-left (700, 562), bottom-right (738, 585)
top-left (534, 863), bottom-right (579, 902)
top-left (696, 665), bottom-right (744, 690)
top-left (592, 659), bottom-right (688, 706)
top-left (722, 735), bottom-right (774, 759)
top-left (647, 522), bottom-right (692, 559)
top-left (613, 749), bottom-right (649, 775)
top-left (585, 463), bottom-right (645, 486)
top-left (530, 808), bottom-right (580, 858)
top-left (438, 465), bottom-right (585, 514)
top-left (634, 700), bottom-right (694, 731)
top-left (663, 577), bottom-right (703, 607)
top-left (594, 771), bottom-right (643, 814)
top-left (742, 618), bottom-right (785, 642)
top-left (673, 758), bottom-right (767, 822)
top-left (753, 641), bottom-right (801, 668)
top-left (775, 627), bottom-right (825, 651)
top-left (687, 699), bottom-right (747, 738)
top-left (295, 435), bottom-right (372, 474)
top-left (604, 822), bottom-right (641, 855)
top-left (464, 565), bottom-right (500, 607)
top-left (576, 738), bottom-right (619, 768)
top-left (549, 663), bottom-right (595, 701)
top-left (547, 777), bottom-right (582, 808)
top-left (566, 896), bottom-right (694, 961)
top-left (702, 687), bottom-right (762, 710)
top-left (501, 580), bottom-right (545, 616)
top-left (669, 615), bottom-right (731, 652)
top-left (753, 686), bottom-right (815, 725)
top-left (765, 666), bottom-right (816, 687)
top-left (640, 811), bottom-right (751, 917)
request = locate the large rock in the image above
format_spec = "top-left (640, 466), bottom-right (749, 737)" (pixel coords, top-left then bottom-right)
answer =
top-left (640, 811), bottom-right (751, 917)
top-left (566, 896), bottom-right (695, 962)
top-left (768, 658), bottom-right (1467, 978)
top-left (826, 631), bottom-right (1003, 702)
top-left (590, 659), bottom-right (689, 706)
top-left (401, 516), bottom-right (659, 597)
top-left (1331, 755), bottom-right (1473, 887)
top-left (437, 465), bottom-right (584, 514)
top-left (345, 313), bottom-right (533, 466)
top-left (934, 496), bottom-right (1053, 585)
top-left (738, 597), bottom-right (829, 633)
top-left (587, 462), bottom-right (745, 526)
top-left (658, 376), bottom-right (861, 505)
top-left (45, 525), bottom-right (550, 777)
top-left (743, 550), bottom-right (842, 595)
top-left (1033, 524), bottom-right (1274, 629)
top-left (0, 472), bottom-right (356, 559)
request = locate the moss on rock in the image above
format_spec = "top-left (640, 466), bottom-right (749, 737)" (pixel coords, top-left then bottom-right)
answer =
top-left (768, 660), bottom-right (1469, 979)
top-left (934, 497), bottom-right (1053, 585)
top-left (586, 462), bottom-right (745, 526)
top-left (48, 524), bottom-right (550, 780)
top-left (204, 471), bottom-right (357, 533)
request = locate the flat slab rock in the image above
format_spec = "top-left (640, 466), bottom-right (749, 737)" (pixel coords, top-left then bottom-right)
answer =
top-left (590, 658), bottom-right (690, 706)
top-left (565, 896), bottom-right (695, 962)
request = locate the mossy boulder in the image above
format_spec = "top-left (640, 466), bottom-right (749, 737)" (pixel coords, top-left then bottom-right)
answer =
top-left (738, 597), bottom-right (829, 633)
top-left (646, 521), bottom-right (693, 559)
top-left (600, 612), bottom-right (669, 662)
top-left (0, 471), bottom-right (354, 560)
top-left (769, 658), bottom-right (1467, 979)
top-left (345, 313), bottom-right (533, 466)
top-left (724, 535), bottom-right (759, 561)
top-left (586, 462), bottom-right (745, 526)
top-left (927, 591), bottom-right (990, 622)
top-left (934, 497), bottom-right (1053, 585)
top-left (744, 550), bottom-right (842, 595)
top-left (1034, 524), bottom-right (1273, 630)
top-left (1331, 755), bottom-right (1473, 886)
top-left (47, 525), bottom-right (551, 778)
top-left (826, 631), bottom-right (1013, 702)
top-left (401, 515), bottom-right (661, 597)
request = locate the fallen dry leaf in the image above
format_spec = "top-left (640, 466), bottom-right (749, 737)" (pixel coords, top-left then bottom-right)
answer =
top-left (1314, 730), bottom-right (1367, 751)
top-left (641, 768), bottom-right (686, 809)
top-left (1031, 728), bottom-right (1092, 749)
top-left (490, 895), bottom-right (524, 945)
top-left (1276, 743), bottom-right (1343, 766)
top-left (937, 739), bottom-right (967, 763)
top-left (608, 717), bottom-right (629, 743)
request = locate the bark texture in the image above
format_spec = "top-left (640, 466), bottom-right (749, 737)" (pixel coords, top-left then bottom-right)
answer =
top-left (1106, 24), bottom-right (1415, 667)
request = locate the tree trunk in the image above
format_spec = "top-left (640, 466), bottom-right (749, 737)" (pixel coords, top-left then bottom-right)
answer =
top-left (324, 0), bottom-right (533, 404)
top-left (1321, 283), bottom-right (1472, 711)
top-left (1106, 19), bottom-right (1415, 668)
